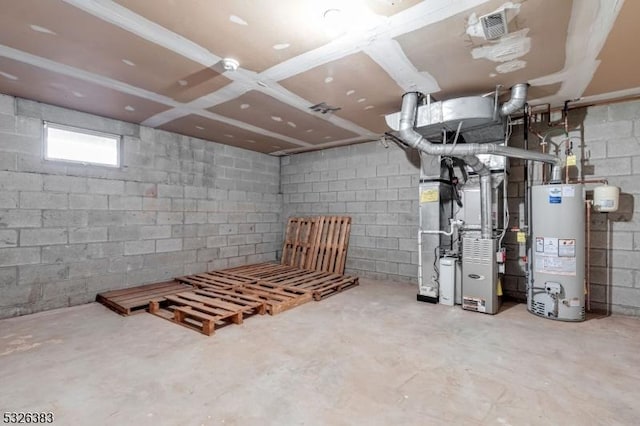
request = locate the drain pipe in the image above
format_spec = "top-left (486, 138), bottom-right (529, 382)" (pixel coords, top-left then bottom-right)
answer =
top-left (398, 89), bottom-right (563, 240)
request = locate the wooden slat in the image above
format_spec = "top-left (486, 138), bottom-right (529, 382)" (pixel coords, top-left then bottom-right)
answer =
top-left (336, 217), bottom-right (351, 275)
top-left (193, 288), bottom-right (267, 315)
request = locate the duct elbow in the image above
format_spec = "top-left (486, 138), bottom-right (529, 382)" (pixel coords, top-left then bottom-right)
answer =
top-left (398, 92), bottom-right (426, 149)
top-left (500, 83), bottom-right (528, 116)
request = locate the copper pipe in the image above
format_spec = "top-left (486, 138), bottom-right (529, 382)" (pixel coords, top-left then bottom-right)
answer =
top-left (565, 139), bottom-right (571, 184)
top-left (541, 139), bottom-right (547, 184)
top-left (586, 200), bottom-right (592, 312)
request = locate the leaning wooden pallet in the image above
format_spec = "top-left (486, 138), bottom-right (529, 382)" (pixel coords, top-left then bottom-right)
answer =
top-left (281, 217), bottom-right (318, 270)
top-left (305, 216), bottom-right (352, 275)
top-left (280, 216), bottom-right (352, 275)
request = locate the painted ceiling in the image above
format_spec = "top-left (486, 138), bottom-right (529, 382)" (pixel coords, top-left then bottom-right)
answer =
top-left (0, 0), bottom-right (633, 155)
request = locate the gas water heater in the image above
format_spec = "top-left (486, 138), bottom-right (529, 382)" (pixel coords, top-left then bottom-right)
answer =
top-left (528, 184), bottom-right (585, 321)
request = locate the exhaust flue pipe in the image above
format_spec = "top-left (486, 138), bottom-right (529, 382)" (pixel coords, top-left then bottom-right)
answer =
top-left (398, 90), bottom-right (563, 239)
top-left (500, 83), bottom-right (528, 116)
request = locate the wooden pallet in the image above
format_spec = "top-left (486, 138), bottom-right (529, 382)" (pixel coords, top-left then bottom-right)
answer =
top-left (176, 271), bottom-right (256, 290)
top-left (281, 216), bottom-right (352, 275)
top-left (149, 290), bottom-right (266, 336)
top-left (219, 263), bottom-right (359, 301)
top-left (306, 216), bottom-right (352, 275)
top-left (239, 282), bottom-right (312, 315)
top-left (221, 262), bottom-right (295, 279)
top-left (281, 217), bottom-right (318, 270)
top-left (96, 280), bottom-right (192, 316)
top-left (287, 274), bottom-right (360, 301)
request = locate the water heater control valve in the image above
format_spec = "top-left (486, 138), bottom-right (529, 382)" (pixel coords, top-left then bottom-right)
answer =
top-left (545, 282), bottom-right (562, 295)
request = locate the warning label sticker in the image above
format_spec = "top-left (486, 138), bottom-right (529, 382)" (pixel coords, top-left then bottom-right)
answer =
top-left (536, 237), bottom-right (544, 253)
top-left (543, 237), bottom-right (559, 256)
top-left (420, 189), bottom-right (439, 203)
top-left (535, 255), bottom-right (577, 276)
top-left (549, 187), bottom-right (562, 204)
top-left (558, 239), bottom-right (576, 257)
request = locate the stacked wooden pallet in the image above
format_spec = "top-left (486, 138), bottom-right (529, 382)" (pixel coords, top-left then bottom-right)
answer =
top-left (96, 215), bottom-right (357, 336)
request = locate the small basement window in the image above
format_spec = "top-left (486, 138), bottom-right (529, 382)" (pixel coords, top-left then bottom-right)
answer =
top-left (44, 122), bottom-right (121, 167)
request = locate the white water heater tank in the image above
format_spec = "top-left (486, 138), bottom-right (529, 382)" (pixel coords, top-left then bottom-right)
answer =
top-left (529, 184), bottom-right (585, 321)
top-left (593, 185), bottom-right (620, 212)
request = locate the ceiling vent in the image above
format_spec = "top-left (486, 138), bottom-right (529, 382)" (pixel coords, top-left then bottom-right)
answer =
top-left (480, 10), bottom-right (508, 40)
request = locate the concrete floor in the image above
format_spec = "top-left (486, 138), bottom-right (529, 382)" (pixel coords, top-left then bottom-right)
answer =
top-left (1, 279), bottom-right (639, 426)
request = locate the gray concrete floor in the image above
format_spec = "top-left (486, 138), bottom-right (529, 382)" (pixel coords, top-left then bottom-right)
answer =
top-left (1, 279), bottom-right (639, 426)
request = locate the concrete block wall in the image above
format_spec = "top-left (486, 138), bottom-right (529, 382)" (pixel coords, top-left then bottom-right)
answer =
top-left (504, 99), bottom-right (640, 316)
top-left (281, 142), bottom-right (421, 282)
top-left (0, 94), bottom-right (282, 318)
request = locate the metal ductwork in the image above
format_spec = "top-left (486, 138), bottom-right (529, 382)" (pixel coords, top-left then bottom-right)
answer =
top-left (397, 87), bottom-right (563, 239)
top-left (499, 83), bottom-right (528, 116)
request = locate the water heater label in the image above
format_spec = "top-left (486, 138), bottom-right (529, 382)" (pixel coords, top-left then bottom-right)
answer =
top-left (535, 255), bottom-right (577, 276)
top-left (558, 239), bottom-right (576, 257)
top-left (562, 186), bottom-right (575, 197)
top-left (536, 237), bottom-right (544, 253)
top-left (543, 238), bottom-right (559, 255)
top-left (548, 187), bottom-right (562, 204)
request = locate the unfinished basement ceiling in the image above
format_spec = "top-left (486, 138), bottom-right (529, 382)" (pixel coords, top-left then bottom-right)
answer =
top-left (0, 0), bottom-right (633, 155)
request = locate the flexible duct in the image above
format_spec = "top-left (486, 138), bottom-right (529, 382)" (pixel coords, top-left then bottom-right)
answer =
top-left (398, 88), bottom-right (563, 240)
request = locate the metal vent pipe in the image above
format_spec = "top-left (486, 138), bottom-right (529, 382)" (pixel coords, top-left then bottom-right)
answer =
top-left (500, 83), bottom-right (528, 116)
top-left (398, 87), bottom-right (563, 239)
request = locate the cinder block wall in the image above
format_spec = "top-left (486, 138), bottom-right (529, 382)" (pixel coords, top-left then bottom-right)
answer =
top-left (0, 94), bottom-right (282, 318)
top-left (504, 99), bottom-right (640, 316)
top-left (281, 142), bottom-right (421, 282)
